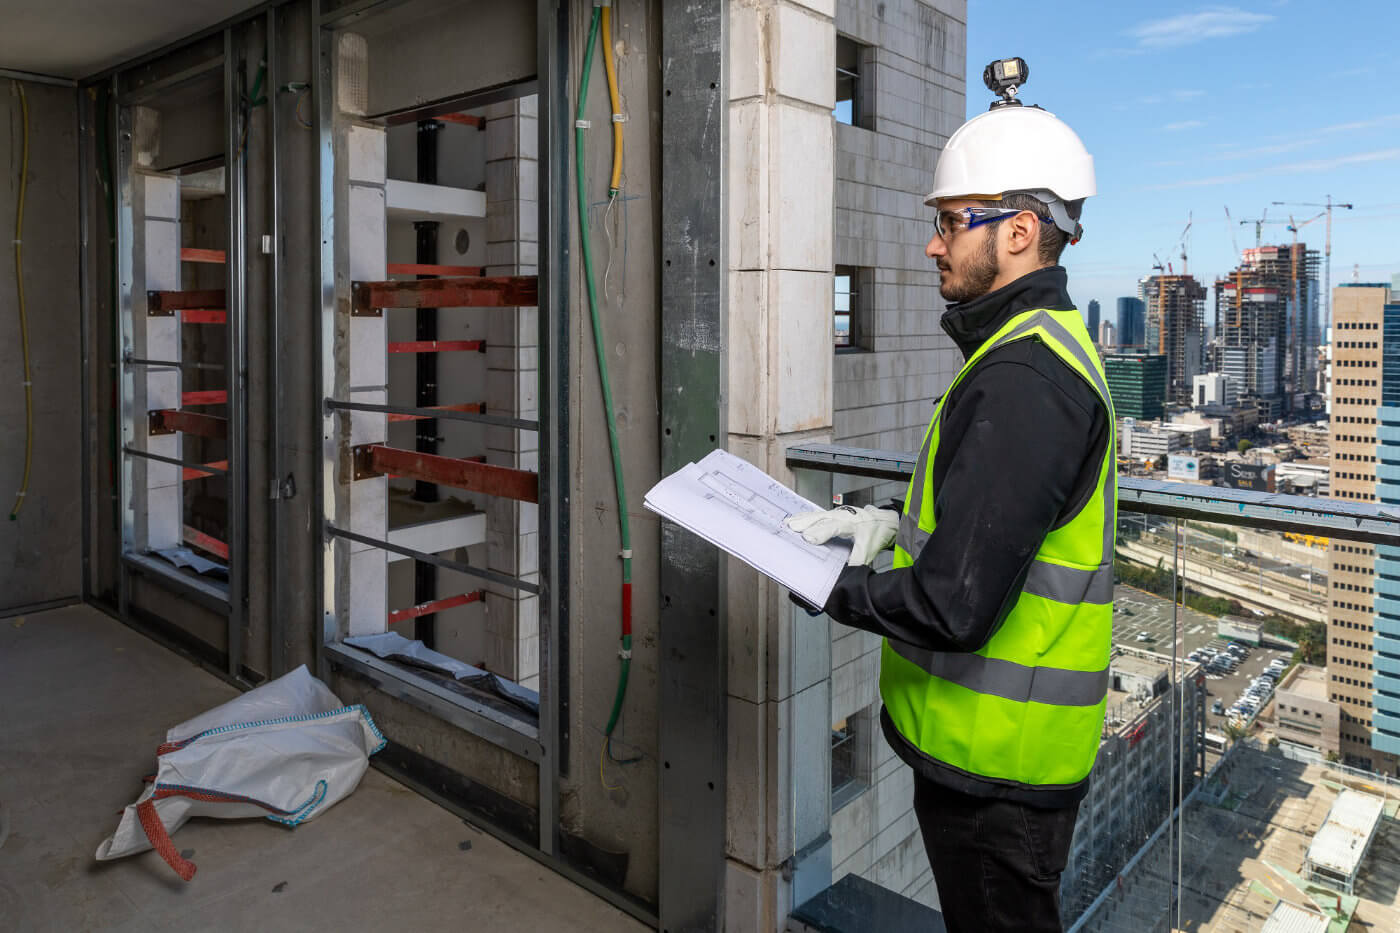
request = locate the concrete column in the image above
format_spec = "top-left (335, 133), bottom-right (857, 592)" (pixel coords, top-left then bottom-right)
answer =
top-left (483, 97), bottom-right (540, 688)
top-left (341, 118), bottom-right (389, 636)
top-left (131, 165), bottom-right (182, 552)
top-left (724, 2), bottom-right (837, 929)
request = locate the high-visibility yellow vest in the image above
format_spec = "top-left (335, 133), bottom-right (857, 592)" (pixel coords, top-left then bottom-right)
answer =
top-left (880, 307), bottom-right (1117, 790)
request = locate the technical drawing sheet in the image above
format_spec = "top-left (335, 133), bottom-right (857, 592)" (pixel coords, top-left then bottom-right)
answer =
top-left (644, 448), bottom-right (852, 607)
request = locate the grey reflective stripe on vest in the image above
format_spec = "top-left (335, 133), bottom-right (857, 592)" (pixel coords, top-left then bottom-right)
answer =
top-left (896, 513), bottom-right (929, 556)
top-left (896, 419), bottom-right (937, 555)
top-left (888, 638), bottom-right (1109, 707)
top-left (1023, 560), bottom-right (1114, 605)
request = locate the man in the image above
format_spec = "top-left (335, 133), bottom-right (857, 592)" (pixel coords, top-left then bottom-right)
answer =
top-left (787, 61), bottom-right (1114, 932)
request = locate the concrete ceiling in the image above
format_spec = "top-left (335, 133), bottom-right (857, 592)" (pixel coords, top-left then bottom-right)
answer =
top-left (2, 0), bottom-right (263, 81)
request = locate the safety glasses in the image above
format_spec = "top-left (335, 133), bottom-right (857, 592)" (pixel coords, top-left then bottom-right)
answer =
top-left (933, 206), bottom-right (1050, 240)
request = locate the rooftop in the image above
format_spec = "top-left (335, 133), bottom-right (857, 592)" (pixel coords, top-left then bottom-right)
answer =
top-left (1110, 652), bottom-right (1171, 680)
top-left (1280, 665), bottom-right (1330, 702)
top-left (1259, 900), bottom-right (1330, 933)
top-left (1305, 789), bottom-right (1385, 879)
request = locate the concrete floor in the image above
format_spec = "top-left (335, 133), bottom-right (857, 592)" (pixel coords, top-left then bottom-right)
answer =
top-left (0, 604), bottom-right (649, 933)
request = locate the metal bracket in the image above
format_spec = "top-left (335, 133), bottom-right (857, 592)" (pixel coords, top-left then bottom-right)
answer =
top-left (351, 444), bottom-right (383, 481)
top-left (148, 410), bottom-right (176, 436)
top-left (145, 291), bottom-right (175, 317)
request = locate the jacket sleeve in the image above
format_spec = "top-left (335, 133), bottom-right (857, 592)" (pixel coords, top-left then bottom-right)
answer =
top-left (822, 347), bottom-right (1107, 653)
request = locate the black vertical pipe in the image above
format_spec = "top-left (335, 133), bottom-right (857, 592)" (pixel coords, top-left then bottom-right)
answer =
top-left (413, 119), bottom-right (442, 647)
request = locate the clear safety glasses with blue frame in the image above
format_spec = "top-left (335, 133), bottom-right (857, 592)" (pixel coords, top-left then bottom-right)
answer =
top-left (934, 206), bottom-right (1052, 240)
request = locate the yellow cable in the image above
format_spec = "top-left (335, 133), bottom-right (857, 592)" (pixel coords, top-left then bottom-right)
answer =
top-left (600, 5), bottom-right (623, 196)
top-left (9, 81), bottom-right (31, 520)
top-left (599, 737), bottom-right (622, 792)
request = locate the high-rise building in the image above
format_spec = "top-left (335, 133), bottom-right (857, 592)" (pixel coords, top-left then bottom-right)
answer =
top-left (1369, 285), bottom-right (1400, 769)
top-left (1099, 319), bottom-right (1115, 347)
top-left (1104, 352), bottom-right (1167, 420)
top-left (1327, 283), bottom-right (1395, 774)
top-left (1143, 274), bottom-right (1206, 407)
top-left (1087, 299), bottom-right (1100, 337)
top-left (1117, 297), bottom-right (1145, 347)
top-left (1192, 372), bottom-right (1237, 409)
top-left (1216, 244), bottom-right (1321, 415)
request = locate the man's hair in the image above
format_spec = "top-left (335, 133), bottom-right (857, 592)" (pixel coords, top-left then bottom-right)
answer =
top-left (978, 192), bottom-right (1082, 266)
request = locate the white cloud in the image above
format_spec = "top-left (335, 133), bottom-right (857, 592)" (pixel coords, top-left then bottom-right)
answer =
top-left (1144, 147), bottom-right (1400, 190)
top-left (1129, 8), bottom-right (1275, 48)
top-left (1162, 120), bottom-right (1205, 131)
top-left (1318, 113), bottom-right (1400, 135)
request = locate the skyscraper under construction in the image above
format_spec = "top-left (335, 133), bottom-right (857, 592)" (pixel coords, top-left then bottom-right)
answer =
top-left (1143, 274), bottom-right (1206, 407)
top-left (1214, 244), bottom-right (1321, 420)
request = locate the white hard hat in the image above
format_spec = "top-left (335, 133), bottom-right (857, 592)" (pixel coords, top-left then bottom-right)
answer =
top-left (925, 105), bottom-right (1096, 218)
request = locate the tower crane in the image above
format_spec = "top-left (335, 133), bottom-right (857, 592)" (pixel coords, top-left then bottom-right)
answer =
top-left (1272, 196), bottom-right (1354, 331)
top-left (1223, 206), bottom-right (1242, 259)
top-left (1175, 213), bottom-right (1193, 276)
top-left (1237, 208), bottom-right (1289, 249)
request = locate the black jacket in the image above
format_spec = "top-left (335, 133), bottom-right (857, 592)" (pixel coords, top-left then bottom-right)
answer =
top-left (824, 266), bottom-right (1110, 808)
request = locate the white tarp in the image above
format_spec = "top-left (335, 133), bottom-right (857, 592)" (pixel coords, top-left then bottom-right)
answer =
top-left (95, 665), bottom-right (384, 880)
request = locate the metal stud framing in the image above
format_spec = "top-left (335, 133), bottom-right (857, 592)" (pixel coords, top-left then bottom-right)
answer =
top-left (311, 0), bottom-right (575, 909)
top-left (110, 27), bottom-right (251, 678)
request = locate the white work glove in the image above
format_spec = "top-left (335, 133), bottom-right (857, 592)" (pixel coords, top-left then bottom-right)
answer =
top-left (785, 505), bottom-right (899, 567)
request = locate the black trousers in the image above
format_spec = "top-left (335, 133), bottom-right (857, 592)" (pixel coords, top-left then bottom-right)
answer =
top-left (913, 773), bottom-right (1079, 933)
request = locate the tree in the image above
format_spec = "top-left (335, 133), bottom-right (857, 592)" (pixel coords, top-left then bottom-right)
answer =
top-left (1294, 621), bottom-right (1327, 666)
top-left (1237, 439), bottom-right (1254, 454)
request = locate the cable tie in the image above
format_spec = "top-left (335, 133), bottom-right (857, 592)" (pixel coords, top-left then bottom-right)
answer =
top-left (619, 548), bottom-right (632, 559)
top-left (21, 381), bottom-right (31, 387)
top-left (574, 119), bottom-right (592, 129)
top-left (618, 648), bottom-right (631, 660)
top-left (611, 113), bottom-right (626, 123)
top-left (13, 490), bottom-right (25, 498)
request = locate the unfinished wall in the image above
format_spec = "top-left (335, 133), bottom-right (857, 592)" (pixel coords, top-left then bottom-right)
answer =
top-left (563, 0), bottom-right (664, 904)
top-left (0, 82), bottom-right (82, 613)
top-left (828, 0), bottom-right (966, 912)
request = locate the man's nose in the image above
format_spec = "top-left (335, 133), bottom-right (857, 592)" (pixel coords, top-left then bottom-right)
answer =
top-left (926, 233), bottom-right (945, 258)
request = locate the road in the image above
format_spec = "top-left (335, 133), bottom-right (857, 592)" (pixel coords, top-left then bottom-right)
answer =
top-left (1131, 518), bottom-right (1326, 594)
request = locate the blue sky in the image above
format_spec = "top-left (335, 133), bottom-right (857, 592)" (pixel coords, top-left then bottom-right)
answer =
top-left (964, 1), bottom-right (1400, 326)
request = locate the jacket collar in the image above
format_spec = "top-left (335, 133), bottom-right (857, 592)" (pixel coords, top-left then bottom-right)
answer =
top-left (939, 266), bottom-right (1076, 360)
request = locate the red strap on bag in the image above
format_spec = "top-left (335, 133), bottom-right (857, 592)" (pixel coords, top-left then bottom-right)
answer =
top-left (135, 800), bottom-right (197, 881)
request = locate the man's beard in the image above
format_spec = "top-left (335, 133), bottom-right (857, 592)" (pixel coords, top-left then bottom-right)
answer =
top-left (938, 231), bottom-right (999, 303)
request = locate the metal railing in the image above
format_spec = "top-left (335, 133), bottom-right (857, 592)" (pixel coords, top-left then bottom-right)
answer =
top-left (786, 443), bottom-right (1400, 544)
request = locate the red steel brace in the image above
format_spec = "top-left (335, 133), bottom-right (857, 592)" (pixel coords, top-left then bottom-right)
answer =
top-left (387, 591), bottom-right (484, 625)
top-left (353, 445), bottom-right (537, 503)
top-left (183, 525), bottom-right (229, 560)
top-left (386, 402), bottom-right (485, 423)
top-left (351, 276), bottom-right (537, 315)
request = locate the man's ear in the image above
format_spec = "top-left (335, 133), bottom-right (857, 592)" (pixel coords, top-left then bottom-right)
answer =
top-left (1004, 210), bottom-right (1039, 257)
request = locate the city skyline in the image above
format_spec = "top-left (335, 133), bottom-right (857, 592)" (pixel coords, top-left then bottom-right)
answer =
top-left (965, 2), bottom-right (1400, 319)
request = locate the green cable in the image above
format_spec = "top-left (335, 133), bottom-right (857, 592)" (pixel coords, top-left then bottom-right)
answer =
top-left (577, 7), bottom-right (637, 762)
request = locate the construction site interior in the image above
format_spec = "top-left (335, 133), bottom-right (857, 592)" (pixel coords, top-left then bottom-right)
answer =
top-left (4, 2), bottom-right (1400, 933)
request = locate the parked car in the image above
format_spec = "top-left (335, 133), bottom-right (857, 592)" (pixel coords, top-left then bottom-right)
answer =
top-left (1212, 699), bottom-right (1225, 714)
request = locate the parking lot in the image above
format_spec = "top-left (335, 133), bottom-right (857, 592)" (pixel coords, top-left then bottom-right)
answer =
top-left (1112, 584), bottom-right (1293, 733)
